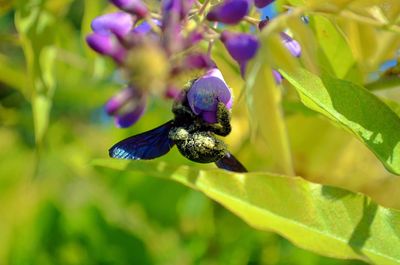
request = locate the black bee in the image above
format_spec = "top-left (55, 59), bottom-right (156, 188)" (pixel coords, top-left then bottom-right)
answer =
top-left (109, 89), bottom-right (247, 172)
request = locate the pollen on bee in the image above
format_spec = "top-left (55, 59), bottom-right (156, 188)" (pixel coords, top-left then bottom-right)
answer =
top-left (194, 134), bottom-right (215, 148)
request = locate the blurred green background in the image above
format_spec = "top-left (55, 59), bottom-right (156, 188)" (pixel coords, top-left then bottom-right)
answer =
top-left (1, 0), bottom-right (398, 264)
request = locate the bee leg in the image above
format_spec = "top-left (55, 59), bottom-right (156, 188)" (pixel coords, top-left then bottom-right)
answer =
top-left (207, 102), bottom-right (232, 136)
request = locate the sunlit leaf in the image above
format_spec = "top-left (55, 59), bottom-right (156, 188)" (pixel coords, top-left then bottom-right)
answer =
top-left (94, 158), bottom-right (400, 265)
top-left (311, 16), bottom-right (355, 79)
top-left (246, 53), bottom-right (294, 175)
top-left (281, 67), bottom-right (400, 175)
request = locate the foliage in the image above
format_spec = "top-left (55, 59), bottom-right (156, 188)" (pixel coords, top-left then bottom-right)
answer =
top-left (0, 0), bottom-right (400, 264)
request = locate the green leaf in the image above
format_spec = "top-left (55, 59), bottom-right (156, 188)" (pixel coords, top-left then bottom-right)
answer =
top-left (280, 67), bottom-right (400, 175)
top-left (246, 53), bottom-right (294, 175)
top-left (93, 158), bottom-right (400, 265)
top-left (311, 16), bottom-right (355, 79)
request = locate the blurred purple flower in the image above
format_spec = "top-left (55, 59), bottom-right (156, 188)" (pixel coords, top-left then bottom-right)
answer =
top-left (110, 0), bottom-right (148, 18)
top-left (187, 68), bottom-right (232, 123)
top-left (254, 0), bottom-right (275, 8)
top-left (273, 70), bottom-right (283, 84)
top-left (91, 12), bottom-right (134, 38)
top-left (164, 85), bottom-right (181, 99)
top-left (206, 0), bottom-right (251, 25)
top-left (280, 32), bottom-right (301, 57)
top-left (133, 19), bottom-right (161, 35)
top-left (105, 87), bottom-right (147, 128)
top-left (184, 53), bottom-right (215, 70)
top-left (162, 0), bottom-right (195, 20)
top-left (220, 31), bottom-right (259, 76)
top-left (86, 33), bottom-right (126, 63)
top-left (161, 0), bottom-right (196, 54)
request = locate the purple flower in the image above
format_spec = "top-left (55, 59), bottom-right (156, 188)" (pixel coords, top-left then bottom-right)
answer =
top-left (86, 33), bottom-right (126, 63)
top-left (162, 0), bottom-right (195, 20)
top-left (206, 0), bottom-right (251, 25)
top-left (105, 87), bottom-right (147, 128)
top-left (110, 0), bottom-right (148, 18)
top-left (91, 12), bottom-right (134, 38)
top-left (164, 85), bottom-right (181, 99)
top-left (161, 0), bottom-right (195, 54)
top-left (184, 53), bottom-right (215, 70)
top-left (280, 32), bottom-right (301, 57)
top-left (220, 31), bottom-right (259, 76)
top-left (133, 19), bottom-right (161, 35)
top-left (273, 69), bottom-right (283, 84)
top-left (187, 68), bottom-right (232, 123)
top-left (254, 0), bottom-right (275, 8)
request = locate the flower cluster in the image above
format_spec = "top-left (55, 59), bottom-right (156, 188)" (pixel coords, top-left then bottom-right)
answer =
top-left (86, 0), bottom-right (301, 127)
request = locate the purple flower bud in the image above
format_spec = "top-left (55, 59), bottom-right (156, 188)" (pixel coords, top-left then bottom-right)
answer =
top-left (220, 31), bottom-right (259, 76)
top-left (187, 68), bottom-right (232, 123)
top-left (105, 87), bottom-right (147, 127)
top-left (161, 0), bottom-right (193, 54)
top-left (91, 12), bottom-right (133, 38)
top-left (110, 0), bottom-right (148, 18)
top-left (273, 69), bottom-right (283, 84)
top-left (86, 33), bottom-right (126, 63)
top-left (184, 53), bottom-right (215, 70)
top-left (105, 87), bottom-right (135, 115)
top-left (258, 17), bottom-right (270, 31)
top-left (184, 30), bottom-right (204, 48)
top-left (114, 102), bottom-right (146, 128)
top-left (254, 0), bottom-right (275, 8)
top-left (164, 85), bottom-right (181, 99)
top-left (206, 0), bottom-right (251, 25)
top-left (280, 32), bottom-right (301, 57)
top-left (162, 0), bottom-right (195, 20)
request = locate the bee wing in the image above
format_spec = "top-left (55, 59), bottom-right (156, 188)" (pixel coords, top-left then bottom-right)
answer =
top-left (109, 120), bottom-right (175, 160)
top-left (215, 153), bottom-right (247, 173)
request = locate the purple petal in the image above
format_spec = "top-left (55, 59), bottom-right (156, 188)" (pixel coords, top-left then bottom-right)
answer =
top-left (110, 0), bottom-right (148, 18)
top-left (105, 86), bottom-right (147, 127)
top-left (184, 30), bottom-right (204, 48)
top-left (206, 0), bottom-right (251, 25)
top-left (105, 87), bottom-right (136, 114)
top-left (162, 0), bottom-right (194, 20)
top-left (280, 32), bottom-right (301, 57)
top-left (201, 111), bottom-right (217, 124)
top-left (115, 102), bottom-right (146, 128)
top-left (86, 33), bottom-right (126, 63)
top-left (273, 69), bottom-right (283, 84)
top-left (221, 31), bottom-right (259, 64)
top-left (187, 68), bottom-right (232, 123)
top-left (133, 19), bottom-right (161, 35)
top-left (165, 85), bottom-right (181, 99)
top-left (254, 0), bottom-right (275, 8)
top-left (91, 12), bottom-right (133, 37)
top-left (161, 1), bottom-right (187, 54)
top-left (184, 53), bottom-right (215, 70)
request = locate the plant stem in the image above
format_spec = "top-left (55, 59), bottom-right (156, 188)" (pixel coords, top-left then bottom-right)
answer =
top-left (244, 16), bottom-right (260, 25)
top-left (198, 0), bottom-right (211, 16)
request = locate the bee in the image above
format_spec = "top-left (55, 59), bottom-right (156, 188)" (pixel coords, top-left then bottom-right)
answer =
top-left (109, 88), bottom-right (247, 173)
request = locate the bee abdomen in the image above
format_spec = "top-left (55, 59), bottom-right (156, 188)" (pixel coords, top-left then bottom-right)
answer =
top-left (176, 132), bottom-right (227, 163)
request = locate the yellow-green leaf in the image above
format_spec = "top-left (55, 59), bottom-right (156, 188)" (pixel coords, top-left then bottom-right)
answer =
top-left (93, 158), bottom-right (400, 265)
top-left (281, 67), bottom-right (400, 175)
